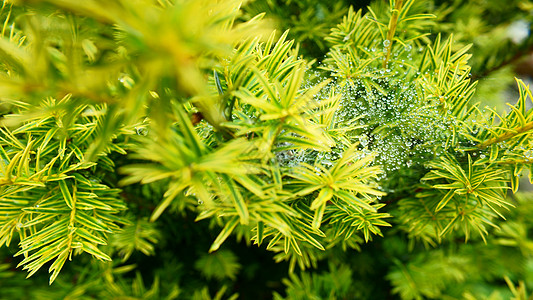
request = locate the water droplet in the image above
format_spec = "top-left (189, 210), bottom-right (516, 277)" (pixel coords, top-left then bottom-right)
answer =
top-left (383, 39), bottom-right (390, 47)
top-left (359, 135), bottom-right (369, 147)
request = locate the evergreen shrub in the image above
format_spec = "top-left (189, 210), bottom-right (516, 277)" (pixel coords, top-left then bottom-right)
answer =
top-left (1, 0), bottom-right (533, 299)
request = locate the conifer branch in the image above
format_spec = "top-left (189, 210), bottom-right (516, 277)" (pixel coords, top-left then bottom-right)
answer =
top-left (477, 120), bottom-right (533, 149)
top-left (382, 0), bottom-right (403, 68)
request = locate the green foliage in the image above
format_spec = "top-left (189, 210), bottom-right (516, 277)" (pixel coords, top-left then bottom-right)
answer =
top-left (110, 217), bottom-right (160, 261)
top-left (194, 250), bottom-right (241, 281)
top-left (243, 0), bottom-right (352, 58)
top-left (273, 263), bottom-right (354, 300)
top-left (387, 251), bottom-right (469, 299)
top-left (1, 0), bottom-right (533, 299)
top-left (0, 94), bottom-right (131, 283)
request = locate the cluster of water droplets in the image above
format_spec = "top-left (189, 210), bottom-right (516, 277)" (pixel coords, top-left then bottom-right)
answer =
top-left (227, 38), bottom-right (469, 191)
top-left (278, 51), bottom-right (468, 186)
top-left (333, 77), bottom-right (451, 172)
top-left (274, 140), bottom-right (346, 169)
